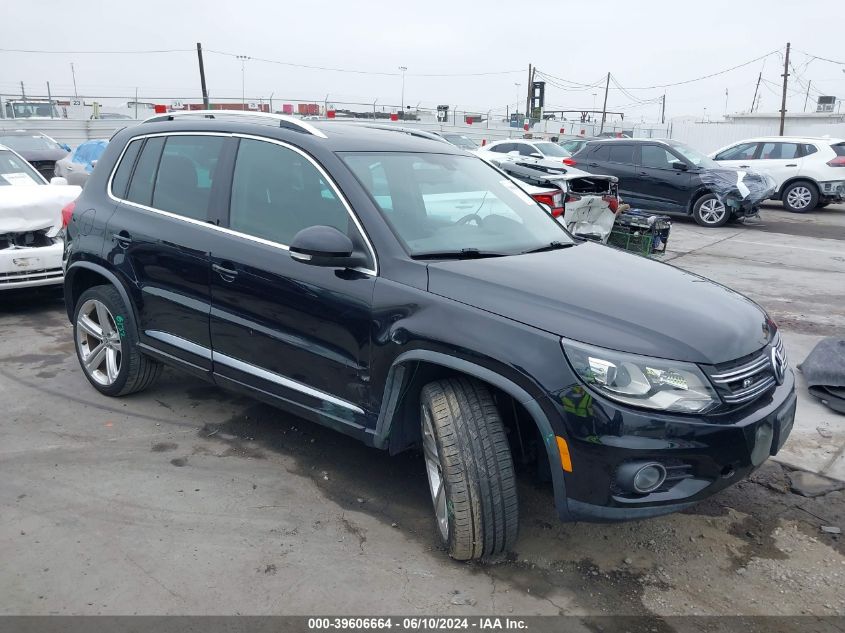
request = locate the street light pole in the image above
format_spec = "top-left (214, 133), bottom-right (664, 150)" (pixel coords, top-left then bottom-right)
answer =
top-left (236, 55), bottom-right (250, 109)
top-left (514, 83), bottom-right (520, 115)
top-left (398, 66), bottom-right (407, 116)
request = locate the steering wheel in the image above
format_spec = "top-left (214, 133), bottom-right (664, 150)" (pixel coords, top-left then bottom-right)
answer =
top-left (456, 213), bottom-right (483, 226)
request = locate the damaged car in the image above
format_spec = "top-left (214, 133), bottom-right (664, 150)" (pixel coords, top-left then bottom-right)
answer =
top-left (492, 158), bottom-right (620, 242)
top-left (571, 138), bottom-right (776, 227)
top-left (0, 130), bottom-right (70, 181)
top-left (0, 144), bottom-right (80, 289)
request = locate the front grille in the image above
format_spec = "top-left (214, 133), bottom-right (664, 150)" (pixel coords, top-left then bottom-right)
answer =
top-left (709, 337), bottom-right (784, 406)
top-left (0, 267), bottom-right (63, 284)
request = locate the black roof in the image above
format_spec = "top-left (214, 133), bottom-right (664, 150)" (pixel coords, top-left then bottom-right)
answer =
top-left (585, 137), bottom-right (673, 144)
top-left (123, 117), bottom-right (462, 155)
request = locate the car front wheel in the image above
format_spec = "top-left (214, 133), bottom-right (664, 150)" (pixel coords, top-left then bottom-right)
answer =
top-left (693, 194), bottom-right (730, 227)
top-left (782, 181), bottom-right (818, 213)
top-left (420, 377), bottom-right (518, 560)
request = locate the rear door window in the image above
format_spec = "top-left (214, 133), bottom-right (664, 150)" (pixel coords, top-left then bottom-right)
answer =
top-left (517, 143), bottom-right (535, 156)
top-left (759, 142), bottom-right (800, 160)
top-left (150, 135), bottom-right (225, 220)
top-left (590, 145), bottom-right (611, 161)
top-left (608, 144), bottom-right (635, 165)
top-left (491, 142), bottom-right (514, 153)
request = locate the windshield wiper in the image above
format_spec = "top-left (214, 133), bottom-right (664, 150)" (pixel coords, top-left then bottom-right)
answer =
top-left (521, 241), bottom-right (575, 254)
top-left (411, 248), bottom-right (508, 260)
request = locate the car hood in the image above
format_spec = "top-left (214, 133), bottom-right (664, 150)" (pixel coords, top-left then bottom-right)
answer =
top-left (0, 184), bottom-right (82, 234)
top-left (427, 242), bottom-right (771, 365)
top-left (11, 148), bottom-right (68, 163)
top-left (698, 167), bottom-right (776, 204)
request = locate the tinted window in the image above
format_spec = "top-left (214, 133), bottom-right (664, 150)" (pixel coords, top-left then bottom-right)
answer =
top-left (491, 142), bottom-right (514, 153)
top-left (518, 143), bottom-right (535, 156)
top-left (608, 144), bottom-right (635, 164)
top-left (151, 135), bottom-right (225, 220)
top-left (111, 139), bottom-right (142, 199)
top-left (803, 144), bottom-right (818, 156)
top-left (125, 137), bottom-right (165, 206)
top-left (0, 134), bottom-right (61, 152)
top-left (832, 143), bottom-right (845, 157)
top-left (715, 142), bottom-right (758, 161)
top-left (590, 145), bottom-right (611, 161)
top-left (229, 139), bottom-right (350, 245)
top-left (533, 142), bottom-right (569, 157)
top-left (759, 142), bottom-right (800, 160)
top-left (640, 145), bottom-right (679, 169)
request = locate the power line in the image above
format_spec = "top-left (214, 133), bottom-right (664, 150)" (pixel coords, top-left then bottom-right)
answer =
top-left (206, 49), bottom-right (521, 77)
top-left (0, 47), bottom-right (193, 54)
top-left (614, 49), bottom-right (780, 89)
top-left (796, 50), bottom-right (845, 66)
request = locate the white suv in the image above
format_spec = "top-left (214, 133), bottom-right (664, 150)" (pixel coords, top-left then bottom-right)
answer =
top-left (710, 137), bottom-right (845, 212)
top-left (481, 138), bottom-right (576, 167)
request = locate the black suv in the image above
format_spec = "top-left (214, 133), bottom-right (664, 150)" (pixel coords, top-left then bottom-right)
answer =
top-left (571, 138), bottom-right (775, 226)
top-left (63, 112), bottom-right (795, 560)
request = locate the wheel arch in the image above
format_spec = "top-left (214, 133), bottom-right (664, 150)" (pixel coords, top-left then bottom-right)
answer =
top-left (687, 187), bottom-right (713, 214)
top-left (778, 176), bottom-right (819, 199)
top-left (373, 350), bottom-right (570, 518)
top-left (64, 262), bottom-right (137, 333)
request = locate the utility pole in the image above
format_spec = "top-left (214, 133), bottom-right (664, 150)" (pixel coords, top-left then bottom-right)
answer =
top-left (779, 42), bottom-right (790, 136)
top-left (660, 93), bottom-right (666, 124)
top-left (599, 72), bottom-right (610, 133)
top-left (196, 42), bottom-right (209, 109)
top-left (724, 88), bottom-right (729, 115)
top-left (135, 87), bottom-right (138, 120)
top-left (236, 55), bottom-right (250, 109)
top-left (399, 66), bottom-right (407, 116)
top-left (750, 72), bottom-right (761, 113)
top-left (803, 80), bottom-right (812, 113)
top-left (20, 81), bottom-right (26, 101)
top-left (70, 63), bottom-right (78, 98)
top-left (46, 82), bottom-right (54, 119)
top-left (525, 64), bottom-right (532, 123)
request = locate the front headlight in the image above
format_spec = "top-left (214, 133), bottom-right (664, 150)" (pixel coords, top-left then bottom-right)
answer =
top-left (562, 339), bottom-right (720, 414)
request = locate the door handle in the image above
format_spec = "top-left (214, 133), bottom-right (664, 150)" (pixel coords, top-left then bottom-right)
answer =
top-left (588, 162), bottom-right (598, 167)
top-left (739, 165), bottom-right (750, 168)
top-left (112, 232), bottom-right (132, 248)
top-left (212, 262), bottom-right (238, 281)
top-left (785, 163), bottom-right (797, 167)
top-left (639, 171), bottom-right (648, 176)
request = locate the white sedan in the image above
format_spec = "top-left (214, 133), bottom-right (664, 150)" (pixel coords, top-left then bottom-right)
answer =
top-left (0, 144), bottom-right (81, 290)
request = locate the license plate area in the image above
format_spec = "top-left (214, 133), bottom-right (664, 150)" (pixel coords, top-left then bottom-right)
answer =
top-left (771, 394), bottom-right (797, 455)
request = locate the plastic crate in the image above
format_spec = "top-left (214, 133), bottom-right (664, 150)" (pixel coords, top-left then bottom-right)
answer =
top-left (608, 211), bottom-right (671, 256)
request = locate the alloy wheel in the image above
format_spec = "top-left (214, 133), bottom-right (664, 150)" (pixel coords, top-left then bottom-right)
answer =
top-left (699, 198), bottom-right (727, 224)
top-left (76, 299), bottom-right (122, 386)
top-left (421, 404), bottom-right (449, 542)
top-left (786, 186), bottom-right (812, 210)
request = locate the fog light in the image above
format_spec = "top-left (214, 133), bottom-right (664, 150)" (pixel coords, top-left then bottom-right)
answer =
top-left (750, 423), bottom-right (773, 466)
top-left (617, 461), bottom-right (667, 494)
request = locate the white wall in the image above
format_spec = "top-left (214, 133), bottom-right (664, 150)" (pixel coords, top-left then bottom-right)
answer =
top-left (0, 119), bottom-right (131, 147)
top-left (668, 121), bottom-right (845, 154)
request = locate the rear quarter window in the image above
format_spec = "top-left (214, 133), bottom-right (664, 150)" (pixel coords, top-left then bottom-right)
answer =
top-left (110, 139), bottom-right (143, 199)
top-left (832, 143), bottom-right (845, 157)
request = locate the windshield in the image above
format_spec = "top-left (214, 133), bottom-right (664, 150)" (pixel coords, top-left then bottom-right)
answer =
top-left (4, 102), bottom-right (58, 118)
top-left (664, 140), bottom-right (719, 168)
top-left (534, 142), bottom-right (570, 158)
top-left (0, 150), bottom-right (44, 185)
top-left (443, 134), bottom-right (479, 150)
top-left (342, 152), bottom-right (572, 257)
top-left (0, 134), bottom-right (61, 152)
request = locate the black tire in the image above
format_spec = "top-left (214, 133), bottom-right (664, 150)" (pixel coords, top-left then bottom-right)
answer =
top-left (692, 193), bottom-right (731, 227)
top-left (815, 202), bottom-right (829, 209)
top-left (73, 285), bottom-right (162, 396)
top-left (420, 377), bottom-right (518, 560)
top-left (781, 181), bottom-right (818, 213)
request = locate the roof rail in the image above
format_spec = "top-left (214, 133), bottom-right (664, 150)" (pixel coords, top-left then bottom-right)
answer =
top-left (141, 110), bottom-right (328, 139)
top-left (319, 120), bottom-right (449, 144)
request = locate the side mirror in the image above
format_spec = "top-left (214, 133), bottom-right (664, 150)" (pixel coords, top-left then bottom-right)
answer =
top-left (672, 161), bottom-right (689, 171)
top-left (60, 143), bottom-right (71, 153)
top-left (530, 152), bottom-right (544, 159)
top-left (50, 176), bottom-right (68, 186)
top-left (289, 225), bottom-right (364, 268)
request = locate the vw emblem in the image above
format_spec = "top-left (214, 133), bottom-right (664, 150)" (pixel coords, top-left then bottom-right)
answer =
top-left (771, 346), bottom-right (787, 385)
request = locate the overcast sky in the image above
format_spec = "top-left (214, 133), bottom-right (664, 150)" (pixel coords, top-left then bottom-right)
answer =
top-left (3, 0), bottom-right (844, 123)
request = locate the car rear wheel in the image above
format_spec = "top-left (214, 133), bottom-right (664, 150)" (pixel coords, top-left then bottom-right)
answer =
top-left (693, 194), bottom-right (730, 227)
top-left (420, 377), bottom-right (518, 560)
top-left (73, 285), bottom-right (162, 397)
top-left (782, 181), bottom-right (818, 213)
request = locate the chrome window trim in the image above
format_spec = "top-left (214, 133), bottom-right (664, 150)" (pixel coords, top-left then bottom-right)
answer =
top-left (145, 330), bottom-right (212, 360)
top-left (106, 131), bottom-right (378, 276)
top-left (212, 351), bottom-right (365, 415)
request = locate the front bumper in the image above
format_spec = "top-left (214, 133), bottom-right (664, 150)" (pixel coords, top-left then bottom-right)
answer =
top-left (0, 240), bottom-right (64, 289)
top-left (550, 369), bottom-right (796, 522)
